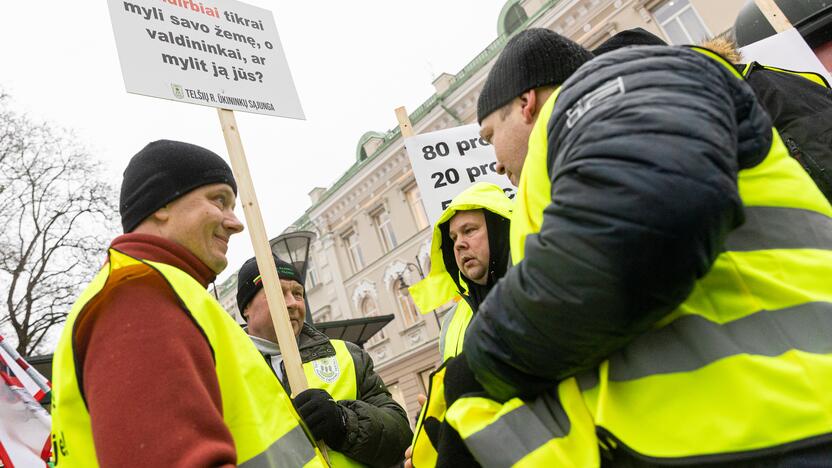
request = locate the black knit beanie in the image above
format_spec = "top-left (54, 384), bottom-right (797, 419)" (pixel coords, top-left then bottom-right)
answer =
top-left (477, 28), bottom-right (593, 123)
top-left (236, 254), bottom-right (303, 315)
top-left (120, 140), bottom-right (237, 233)
top-left (592, 28), bottom-right (667, 56)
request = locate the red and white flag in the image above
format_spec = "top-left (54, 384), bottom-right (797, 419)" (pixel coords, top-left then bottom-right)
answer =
top-left (0, 336), bottom-right (51, 468)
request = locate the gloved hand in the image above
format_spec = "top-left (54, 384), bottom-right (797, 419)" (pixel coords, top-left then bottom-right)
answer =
top-left (443, 353), bottom-right (484, 404)
top-left (293, 388), bottom-right (347, 449)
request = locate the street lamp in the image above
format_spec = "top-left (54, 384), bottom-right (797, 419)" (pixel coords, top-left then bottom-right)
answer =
top-left (269, 229), bottom-right (316, 325)
top-left (396, 256), bottom-right (442, 329)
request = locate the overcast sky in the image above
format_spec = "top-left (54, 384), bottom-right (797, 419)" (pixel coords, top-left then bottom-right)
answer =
top-left (2, 0), bottom-right (508, 283)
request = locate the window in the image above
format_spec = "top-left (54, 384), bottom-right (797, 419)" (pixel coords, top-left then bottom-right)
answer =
top-left (503, 3), bottom-right (528, 35)
top-left (372, 206), bottom-right (398, 253)
top-left (394, 278), bottom-right (421, 327)
top-left (343, 230), bottom-right (365, 273)
top-left (306, 256), bottom-right (319, 288)
top-left (387, 382), bottom-right (411, 422)
top-left (418, 368), bottom-right (435, 395)
top-left (653, 0), bottom-right (710, 45)
top-left (314, 308), bottom-right (331, 324)
top-left (405, 184), bottom-right (429, 230)
top-left (362, 297), bottom-right (387, 344)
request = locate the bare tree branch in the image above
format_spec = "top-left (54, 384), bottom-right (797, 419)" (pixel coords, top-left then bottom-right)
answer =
top-left (0, 94), bottom-right (118, 356)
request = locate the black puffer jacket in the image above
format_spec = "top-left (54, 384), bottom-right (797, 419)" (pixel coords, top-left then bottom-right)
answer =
top-left (464, 46), bottom-right (774, 401)
top-left (254, 324), bottom-right (412, 467)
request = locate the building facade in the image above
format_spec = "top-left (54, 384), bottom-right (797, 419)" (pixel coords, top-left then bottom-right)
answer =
top-left (218, 0), bottom-right (749, 421)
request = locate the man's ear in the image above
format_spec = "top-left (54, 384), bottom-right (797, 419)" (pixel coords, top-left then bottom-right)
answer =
top-left (518, 89), bottom-right (538, 125)
top-left (150, 205), bottom-right (171, 223)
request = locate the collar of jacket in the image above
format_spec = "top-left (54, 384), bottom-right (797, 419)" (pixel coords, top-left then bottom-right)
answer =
top-left (248, 323), bottom-right (336, 363)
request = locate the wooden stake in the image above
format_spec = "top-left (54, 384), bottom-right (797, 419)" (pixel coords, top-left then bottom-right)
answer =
top-left (216, 108), bottom-right (330, 465)
top-left (754, 0), bottom-right (792, 33)
top-left (395, 106), bottom-right (415, 138)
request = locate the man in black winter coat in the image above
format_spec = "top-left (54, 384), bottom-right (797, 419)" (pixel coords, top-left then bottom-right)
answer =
top-left (451, 28), bottom-right (832, 467)
top-left (237, 255), bottom-right (412, 467)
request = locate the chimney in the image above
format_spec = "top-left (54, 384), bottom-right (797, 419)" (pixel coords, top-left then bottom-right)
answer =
top-left (309, 187), bottom-right (327, 204)
top-left (432, 72), bottom-right (455, 94)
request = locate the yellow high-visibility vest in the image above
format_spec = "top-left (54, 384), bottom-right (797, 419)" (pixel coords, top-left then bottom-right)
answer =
top-left (573, 48), bottom-right (832, 463)
top-left (51, 249), bottom-right (327, 467)
top-left (438, 301), bottom-right (473, 362)
top-left (301, 339), bottom-right (364, 468)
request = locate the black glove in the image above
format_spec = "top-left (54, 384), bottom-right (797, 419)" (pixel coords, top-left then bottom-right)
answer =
top-left (293, 388), bottom-right (347, 449)
top-left (443, 353), bottom-right (484, 405)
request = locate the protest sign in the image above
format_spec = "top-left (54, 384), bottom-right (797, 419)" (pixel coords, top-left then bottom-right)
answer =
top-left (402, 122), bottom-right (515, 224)
top-left (107, 0), bottom-right (304, 118)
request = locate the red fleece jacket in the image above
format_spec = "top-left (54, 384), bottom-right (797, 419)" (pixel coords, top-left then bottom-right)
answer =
top-left (76, 233), bottom-right (236, 467)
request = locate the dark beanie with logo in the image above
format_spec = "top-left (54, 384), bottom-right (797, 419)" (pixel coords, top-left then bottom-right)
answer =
top-left (236, 254), bottom-right (303, 316)
top-left (119, 139), bottom-right (237, 233)
top-left (477, 28), bottom-right (594, 123)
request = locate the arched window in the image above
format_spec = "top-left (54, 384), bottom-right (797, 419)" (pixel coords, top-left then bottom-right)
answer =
top-left (362, 296), bottom-right (386, 344)
top-left (394, 279), bottom-right (421, 327)
top-left (503, 3), bottom-right (528, 35)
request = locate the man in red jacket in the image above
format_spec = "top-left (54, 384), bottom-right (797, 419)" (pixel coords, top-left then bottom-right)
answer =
top-left (51, 140), bottom-right (323, 467)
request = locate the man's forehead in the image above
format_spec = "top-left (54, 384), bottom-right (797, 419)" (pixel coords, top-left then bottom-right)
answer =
top-left (450, 209), bottom-right (485, 228)
top-left (280, 278), bottom-right (304, 289)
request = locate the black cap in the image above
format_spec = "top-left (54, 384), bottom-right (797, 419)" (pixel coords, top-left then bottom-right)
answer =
top-left (477, 28), bottom-right (593, 123)
top-left (592, 28), bottom-right (667, 56)
top-left (236, 254), bottom-right (303, 316)
top-left (120, 140), bottom-right (237, 233)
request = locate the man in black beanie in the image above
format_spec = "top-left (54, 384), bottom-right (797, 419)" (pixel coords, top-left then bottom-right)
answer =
top-left (237, 254), bottom-right (412, 467)
top-left (478, 28), bottom-right (593, 186)
top-left (452, 16), bottom-right (832, 468)
top-left (51, 140), bottom-right (328, 466)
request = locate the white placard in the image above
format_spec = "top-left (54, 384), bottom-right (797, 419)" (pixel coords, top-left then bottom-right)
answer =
top-left (107, 0), bottom-right (304, 119)
top-left (740, 28), bottom-right (832, 83)
top-left (405, 124), bottom-right (515, 224)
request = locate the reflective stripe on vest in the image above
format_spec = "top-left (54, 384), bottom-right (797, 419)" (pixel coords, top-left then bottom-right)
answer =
top-left (574, 49), bottom-right (832, 462)
top-left (445, 379), bottom-right (598, 468)
top-left (50, 249), bottom-right (325, 467)
top-left (439, 302), bottom-right (473, 362)
top-left (302, 340), bottom-right (364, 468)
top-left (742, 61), bottom-right (831, 88)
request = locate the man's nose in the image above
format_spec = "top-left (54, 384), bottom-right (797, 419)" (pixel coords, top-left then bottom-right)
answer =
top-left (225, 211), bottom-right (244, 234)
top-left (495, 161), bottom-right (507, 175)
top-left (284, 291), bottom-right (300, 310)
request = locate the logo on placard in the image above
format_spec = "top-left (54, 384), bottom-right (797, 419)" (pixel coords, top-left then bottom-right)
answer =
top-left (312, 357), bottom-right (340, 383)
top-left (171, 84), bottom-right (184, 99)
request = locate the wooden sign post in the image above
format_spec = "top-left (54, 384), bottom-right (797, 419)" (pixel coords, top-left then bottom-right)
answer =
top-left (395, 106), bottom-right (416, 138)
top-left (754, 0), bottom-right (792, 32)
top-left (217, 108), bottom-right (307, 395)
top-left (217, 109), bottom-right (330, 465)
